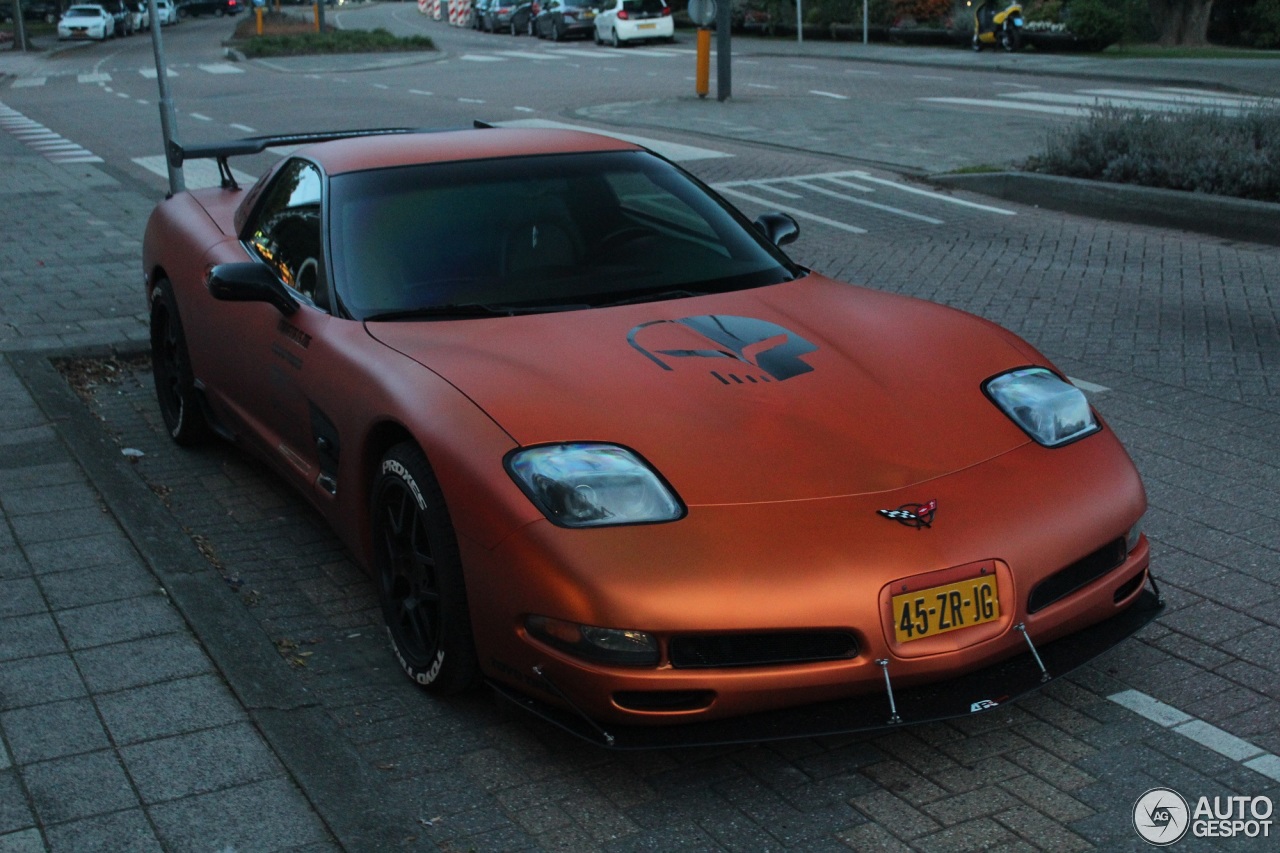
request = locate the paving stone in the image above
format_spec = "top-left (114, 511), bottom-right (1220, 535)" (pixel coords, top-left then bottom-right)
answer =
top-left (52, 594), bottom-right (187, 651)
top-left (72, 634), bottom-right (215, 694)
top-left (95, 674), bottom-right (247, 747)
top-left (118, 723), bottom-right (286, 805)
top-left (21, 750), bottom-right (137, 826)
top-left (42, 808), bottom-right (164, 853)
top-left (147, 778), bottom-right (332, 851)
top-left (1, 699), bottom-right (109, 765)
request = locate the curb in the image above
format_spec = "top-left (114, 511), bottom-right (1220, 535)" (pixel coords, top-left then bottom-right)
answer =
top-left (929, 171), bottom-right (1280, 246)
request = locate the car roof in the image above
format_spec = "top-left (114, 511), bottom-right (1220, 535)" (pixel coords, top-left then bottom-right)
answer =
top-left (295, 128), bottom-right (643, 177)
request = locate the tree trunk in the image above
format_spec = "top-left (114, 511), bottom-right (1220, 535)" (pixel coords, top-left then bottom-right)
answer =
top-left (1147, 0), bottom-right (1215, 46)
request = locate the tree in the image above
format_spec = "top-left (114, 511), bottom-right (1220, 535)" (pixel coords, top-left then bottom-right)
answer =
top-left (1147, 0), bottom-right (1214, 44)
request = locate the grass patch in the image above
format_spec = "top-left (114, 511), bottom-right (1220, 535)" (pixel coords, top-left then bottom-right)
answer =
top-left (1026, 103), bottom-right (1280, 203)
top-left (229, 13), bottom-right (433, 57)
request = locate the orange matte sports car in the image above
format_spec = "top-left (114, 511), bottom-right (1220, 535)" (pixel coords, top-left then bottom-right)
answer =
top-left (143, 127), bottom-right (1161, 747)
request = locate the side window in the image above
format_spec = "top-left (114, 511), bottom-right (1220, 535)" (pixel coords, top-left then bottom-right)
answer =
top-left (245, 159), bottom-right (326, 308)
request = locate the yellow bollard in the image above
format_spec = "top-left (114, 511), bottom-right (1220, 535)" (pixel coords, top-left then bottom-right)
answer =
top-left (256, 6), bottom-right (263, 35)
top-left (313, 3), bottom-right (320, 31)
top-left (695, 28), bottom-right (710, 99)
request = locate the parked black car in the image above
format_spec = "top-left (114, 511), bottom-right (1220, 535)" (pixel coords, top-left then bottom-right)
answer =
top-left (102, 0), bottom-right (135, 34)
top-left (1, 0), bottom-right (66, 22)
top-left (533, 0), bottom-right (598, 40)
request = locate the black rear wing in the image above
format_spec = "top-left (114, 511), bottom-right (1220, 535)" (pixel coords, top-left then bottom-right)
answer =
top-left (166, 123), bottom-right (494, 190)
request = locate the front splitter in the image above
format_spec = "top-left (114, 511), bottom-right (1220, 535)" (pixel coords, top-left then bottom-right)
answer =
top-left (489, 586), bottom-right (1163, 749)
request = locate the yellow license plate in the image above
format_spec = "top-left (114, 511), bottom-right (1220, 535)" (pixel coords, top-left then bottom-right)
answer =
top-left (638, 22), bottom-right (656, 28)
top-left (893, 575), bottom-right (999, 643)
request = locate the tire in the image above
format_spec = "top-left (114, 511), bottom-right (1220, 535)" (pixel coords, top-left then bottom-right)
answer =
top-left (610, 26), bottom-right (620, 47)
top-left (150, 280), bottom-right (212, 446)
top-left (553, 19), bottom-right (564, 41)
top-left (972, 34), bottom-right (981, 51)
top-left (372, 443), bottom-right (480, 695)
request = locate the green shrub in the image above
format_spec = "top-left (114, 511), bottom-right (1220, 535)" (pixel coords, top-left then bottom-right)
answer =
top-left (1248, 0), bottom-right (1280, 47)
top-left (890, 0), bottom-right (952, 24)
top-left (1062, 0), bottom-right (1125, 43)
top-left (1027, 103), bottom-right (1280, 202)
top-left (236, 27), bottom-right (434, 58)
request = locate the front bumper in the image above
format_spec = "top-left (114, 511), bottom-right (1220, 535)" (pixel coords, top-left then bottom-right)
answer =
top-left (491, 583), bottom-right (1162, 748)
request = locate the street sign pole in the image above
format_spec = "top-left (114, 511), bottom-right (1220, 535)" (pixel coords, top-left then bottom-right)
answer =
top-left (715, 0), bottom-right (730, 101)
top-left (146, 0), bottom-right (184, 194)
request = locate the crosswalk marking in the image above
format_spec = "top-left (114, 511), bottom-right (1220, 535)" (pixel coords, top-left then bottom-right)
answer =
top-left (78, 72), bottom-right (111, 84)
top-left (197, 63), bottom-right (244, 74)
top-left (139, 68), bottom-right (178, 79)
top-left (922, 85), bottom-right (1273, 120)
top-left (11, 77), bottom-right (46, 88)
top-left (0, 102), bottom-right (102, 164)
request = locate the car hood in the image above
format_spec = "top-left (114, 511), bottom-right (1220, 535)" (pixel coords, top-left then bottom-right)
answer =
top-left (365, 275), bottom-right (1039, 505)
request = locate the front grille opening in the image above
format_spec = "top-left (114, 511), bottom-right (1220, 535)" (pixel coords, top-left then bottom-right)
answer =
top-left (1027, 537), bottom-right (1127, 614)
top-left (1113, 567), bottom-right (1146, 603)
top-left (613, 690), bottom-right (715, 712)
top-left (669, 632), bottom-right (859, 669)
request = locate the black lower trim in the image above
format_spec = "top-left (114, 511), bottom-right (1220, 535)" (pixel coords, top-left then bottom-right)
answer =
top-left (489, 585), bottom-right (1163, 749)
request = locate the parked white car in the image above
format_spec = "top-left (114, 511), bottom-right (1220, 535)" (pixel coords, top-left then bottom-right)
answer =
top-left (593, 0), bottom-right (673, 46)
top-left (155, 0), bottom-right (180, 23)
top-left (57, 4), bottom-right (116, 40)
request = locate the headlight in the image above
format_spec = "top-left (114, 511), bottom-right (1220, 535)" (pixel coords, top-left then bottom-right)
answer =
top-left (985, 367), bottom-right (1100, 447)
top-left (506, 443), bottom-right (684, 528)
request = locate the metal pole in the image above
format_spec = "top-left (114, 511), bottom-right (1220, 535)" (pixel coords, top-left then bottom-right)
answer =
top-left (146, 0), bottom-right (185, 194)
top-left (863, 0), bottom-right (868, 44)
top-left (796, 0), bottom-right (802, 43)
top-left (714, 0), bottom-right (730, 101)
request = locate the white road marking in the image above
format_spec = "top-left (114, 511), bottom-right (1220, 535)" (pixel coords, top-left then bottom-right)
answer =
top-left (714, 187), bottom-right (869, 234)
top-left (11, 77), bottom-right (47, 88)
top-left (1083, 87), bottom-right (1267, 109)
top-left (230, 123), bottom-right (256, 133)
top-left (1110, 689), bottom-right (1280, 781)
top-left (189, 113), bottom-right (214, 122)
top-left (791, 179), bottom-right (944, 224)
top-left (197, 63), bottom-right (245, 74)
top-left (921, 97), bottom-right (1093, 118)
top-left (748, 183), bottom-right (804, 200)
top-left (139, 68), bottom-right (178, 78)
top-left (851, 170), bottom-right (1017, 215)
top-left (810, 90), bottom-right (849, 100)
top-left (409, 89), bottom-right (433, 96)
top-left (818, 176), bottom-right (875, 193)
top-left (78, 73), bottom-right (111, 83)
top-left (0, 104), bottom-right (101, 163)
top-left (495, 118), bottom-right (731, 161)
top-left (1068, 376), bottom-right (1110, 394)
top-left (747, 83), bottom-right (779, 90)
top-left (496, 50), bottom-right (564, 61)
top-left (460, 54), bottom-right (506, 62)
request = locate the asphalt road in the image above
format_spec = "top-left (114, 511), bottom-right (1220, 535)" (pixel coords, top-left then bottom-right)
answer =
top-left (1, 8), bottom-right (1278, 851)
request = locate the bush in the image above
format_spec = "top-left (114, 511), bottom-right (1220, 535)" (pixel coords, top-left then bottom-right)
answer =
top-left (1249, 0), bottom-right (1280, 47)
top-left (890, 0), bottom-right (952, 25)
top-left (1061, 0), bottom-right (1125, 43)
top-left (233, 26), bottom-right (434, 57)
top-left (1027, 103), bottom-right (1280, 203)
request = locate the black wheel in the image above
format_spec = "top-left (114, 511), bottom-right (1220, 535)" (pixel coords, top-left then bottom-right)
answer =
top-left (610, 27), bottom-right (622, 47)
top-left (150, 280), bottom-right (211, 446)
top-left (972, 34), bottom-right (982, 51)
top-left (1003, 25), bottom-right (1021, 51)
top-left (372, 443), bottom-right (479, 694)
top-left (553, 19), bottom-right (564, 40)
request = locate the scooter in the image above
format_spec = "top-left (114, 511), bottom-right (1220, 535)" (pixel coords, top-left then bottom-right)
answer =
top-left (972, 0), bottom-right (1024, 51)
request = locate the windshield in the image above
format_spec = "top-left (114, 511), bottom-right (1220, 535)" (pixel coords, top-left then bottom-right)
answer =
top-left (329, 150), bottom-right (799, 320)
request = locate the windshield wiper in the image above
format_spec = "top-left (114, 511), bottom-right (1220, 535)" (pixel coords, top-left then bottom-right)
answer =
top-left (364, 302), bottom-right (585, 321)
top-left (598, 288), bottom-right (712, 308)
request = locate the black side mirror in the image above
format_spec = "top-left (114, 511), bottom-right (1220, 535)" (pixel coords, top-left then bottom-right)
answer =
top-left (753, 212), bottom-right (800, 247)
top-left (207, 262), bottom-right (299, 316)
